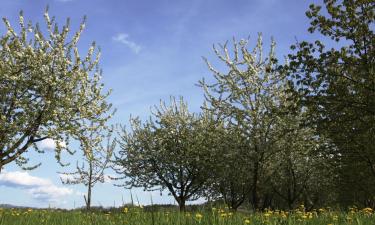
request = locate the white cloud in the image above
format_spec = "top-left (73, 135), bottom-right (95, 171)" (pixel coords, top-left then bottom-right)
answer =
top-left (28, 186), bottom-right (73, 202)
top-left (38, 138), bottom-right (66, 151)
top-left (0, 171), bottom-right (52, 187)
top-left (113, 33), bottom-right (142, 54)
top-left (0, 171), bottom-right (74, 203)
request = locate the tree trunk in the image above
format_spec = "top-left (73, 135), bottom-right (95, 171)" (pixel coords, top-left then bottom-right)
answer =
top-left (178, 197), bottom-right (186, 211)
top-left (85, 161), bottom-right (93, 210)
top-left (86, 184), bottom-right (92, 210)
top-left (251, 161), bottom-right (259, 210)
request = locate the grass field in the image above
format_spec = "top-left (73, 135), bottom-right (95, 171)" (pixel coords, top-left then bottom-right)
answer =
top-left (0, 206), bottom-right (374, 225)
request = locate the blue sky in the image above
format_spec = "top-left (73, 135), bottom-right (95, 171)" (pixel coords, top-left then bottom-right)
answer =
top-left (0, 0), bottom-right (323, 209)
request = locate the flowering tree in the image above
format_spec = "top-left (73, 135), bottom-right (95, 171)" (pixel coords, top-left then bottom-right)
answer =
top-left (60, 125), bottom-right (116, 210)
top-left (114, 97), bottom-right (216, 211)
top-left (0, 9), bottom-right (113, 172)
top-left (199, 35), bottom-right (291, 209)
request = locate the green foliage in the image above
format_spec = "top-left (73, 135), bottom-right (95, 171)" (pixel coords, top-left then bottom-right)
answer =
top-left (114, 97), bottom-right (216, 211)
top-left (206, 126), bottom-right (250, 211)
top-left (286, 0), bottom-right (375, 206)
top-left (0, 9), bottom-right (113, 171)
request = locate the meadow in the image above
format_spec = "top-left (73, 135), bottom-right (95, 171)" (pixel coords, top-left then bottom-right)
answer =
top-left (0, 206), bottom-right (374, 225)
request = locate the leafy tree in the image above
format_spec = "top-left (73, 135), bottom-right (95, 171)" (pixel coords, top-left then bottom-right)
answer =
top-left (114, 97), bottom-right (215, 211)
top-left (286, 0), bottom-right (375, 207)
top-left (199, 35), bottom-right (291, 210)
top-left (207, 125), bottom-right (251, 211)
top-left (0, 9), bottom-right (113, 172)
top-left (268, 111), bottom-right (330, 210)
top-left (59, 125), bottom-right (115, 210)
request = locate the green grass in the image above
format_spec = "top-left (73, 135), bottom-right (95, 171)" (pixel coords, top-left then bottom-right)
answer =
top-left (0, 206), bottom-right (374, 225)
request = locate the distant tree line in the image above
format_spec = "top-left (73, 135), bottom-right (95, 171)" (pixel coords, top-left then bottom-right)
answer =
top-left (0, 0), bottom-right (373, 211)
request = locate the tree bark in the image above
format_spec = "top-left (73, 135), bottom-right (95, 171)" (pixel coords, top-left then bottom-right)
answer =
top-left (86, 184), bottom-right (92, 210)
top-left (86, 161), bottom-right (93, 210)
top-left (251, 161), bottom-right (259, 210)
top-left (178, 197), bottom-right (186, 211)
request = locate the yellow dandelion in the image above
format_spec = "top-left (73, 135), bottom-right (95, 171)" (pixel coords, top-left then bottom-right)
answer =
top-left (363, 207), bottom-right (373, 213)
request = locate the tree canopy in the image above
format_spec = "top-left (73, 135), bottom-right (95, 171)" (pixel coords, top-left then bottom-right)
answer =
top-left (0, 9), bottom-right (113, 172)
top-left (287, 0), bottom-right (375, 206)
top-left (114, 97), bottom-right (217, 211)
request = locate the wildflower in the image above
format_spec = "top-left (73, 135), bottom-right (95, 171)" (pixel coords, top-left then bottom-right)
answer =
top-left (123, 207), bottom-right (129, 213)
top-left (244, 219), bottom-right (251, 224)
top-left (195, 213), bottom-right (203, 220)
top-left (363, 207), bottom-right (373, 213)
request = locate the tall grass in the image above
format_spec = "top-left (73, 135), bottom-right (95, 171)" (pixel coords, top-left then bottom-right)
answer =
top-left (0, 206), bottom-right (373, 225)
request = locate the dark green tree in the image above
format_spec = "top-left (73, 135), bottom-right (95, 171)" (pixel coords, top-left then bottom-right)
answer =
top-left (287, 0), bottom-right (375, 207)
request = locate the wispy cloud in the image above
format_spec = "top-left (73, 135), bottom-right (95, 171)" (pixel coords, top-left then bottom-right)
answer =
top-left (38, 138), bottom-right (66, 151)
top-left (0, 171), bottom-right (74, 203)
top-left (113, 33), bottom-right (142, 54)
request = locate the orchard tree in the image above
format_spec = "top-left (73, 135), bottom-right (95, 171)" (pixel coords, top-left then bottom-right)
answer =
top-left (60, 125), bottom-right (116, 210)
top-left (286, 0), bottom-right (375, 206)
top-left (199, 35), bottom-right (291, 210)
top-left (207, 125), bottom-right (251, 211)
top-left (268, 110), bottom-right (331, 210)
top-left (114, 97), bottom-right (216, 211)
top-left (0, 9), bottom-right (113, 172)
